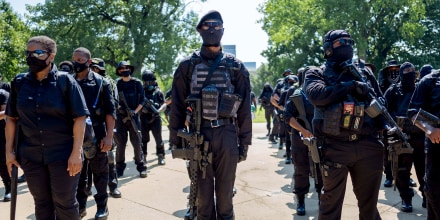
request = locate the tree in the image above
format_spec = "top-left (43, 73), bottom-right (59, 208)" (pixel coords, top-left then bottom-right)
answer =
top-left (259, 0), bottom-right (428, 75)
top-left (0, 0), bottom-right (30, 81)
top-left (26, 0), bottom-right (204, 85)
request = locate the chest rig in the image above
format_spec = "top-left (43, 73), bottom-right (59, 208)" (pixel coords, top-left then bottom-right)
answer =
top-left (187, 51), bottom-right (242, 121)
top-left (318, 66), bottom-right (374, 137)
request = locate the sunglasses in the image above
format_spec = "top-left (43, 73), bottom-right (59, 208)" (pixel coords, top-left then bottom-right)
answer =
top-left (201, 21), bottom-right (223, 31)
top-left (25, 50), bottom-right (49, 58)
top-left (333, 38), bottom-right (355, 46)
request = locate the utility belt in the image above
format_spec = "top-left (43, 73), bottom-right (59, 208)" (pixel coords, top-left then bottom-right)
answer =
top-left (325, 131), bottom-right (381, 142)
top-left (201, 118), bottom-right (235, 128)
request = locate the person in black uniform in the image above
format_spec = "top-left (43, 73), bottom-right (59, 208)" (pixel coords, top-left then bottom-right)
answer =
top-left (384, 61), bottom-right (426, 212)
top-left (140, 70), bottom-right (167, 165)
top-left (285, 66), bottom-right (323, 216)
top-left (271, 69), bottom-right (294, 149)
top-left (258, 83), bottom-right (275, 141)
top-left (304, 30), bottom-right (386, 219)
top-left (278, 74), bottom-right (298, 164)
top-left (114, 61), bottom-right (147, 178)
top-left (170, 10), bottom-right (252, 220)
top-left (90, 58), bottom-right (122, 198)
top-left (408, 68), bottom-right (440, 219)
top-left (72, 48), bottom-right (116, 219)
top-left (5, 35), bottom-right (88, 219)
top-left (0, 89), bottom-right (10, 202)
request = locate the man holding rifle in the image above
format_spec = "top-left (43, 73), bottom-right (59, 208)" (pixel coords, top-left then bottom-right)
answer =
top-left (114, 61), bottom-right (147, 178)
top-left (304, 29), bottom-right (395, 219)
top-left (408, 67), bottom-right (440, 219)
top-left (140, 70), bottom-right (167, 165)
top-left (170, 10), bottom-right (252, 220)
top-left (384, 61), bottom-right (425, 212)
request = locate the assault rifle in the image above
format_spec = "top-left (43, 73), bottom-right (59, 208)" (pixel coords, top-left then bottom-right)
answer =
top-left (118, 91), bottom-right (142, 142)
top-left (341, 60), bottom-right (413, 189)
top-left (171, 98), bottom-right (212, 219)
top-left (143, 99), bottom-right (159, 114)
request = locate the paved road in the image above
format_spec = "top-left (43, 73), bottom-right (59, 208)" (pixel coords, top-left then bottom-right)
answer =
top-left (0, 123), bottom-right (427, 219)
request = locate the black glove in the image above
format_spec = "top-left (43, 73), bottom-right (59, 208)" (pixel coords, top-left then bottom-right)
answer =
top-left (342, 81), bottom-right (369, 97)
top-left (353, 81), bottom-right (370, 97)
top-left (238, 145), bottom-right (249, 163)
top-left (386, 126), bottom-right (401, 145)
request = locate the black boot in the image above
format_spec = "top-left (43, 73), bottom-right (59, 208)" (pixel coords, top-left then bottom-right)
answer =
top-left (268, 135), bottom-right (277, 144)
top-left (158, 154), bottom-right (166, 165)
top-left (278, 138), bottom-right (284, 149)
top-left (184, 206), bottom-right (197, 220)
top-left (3, 182), bottom-right (11, 202)
top-left (285, 154), bottom-right (292, 164)
top-left (401, 198), bottom-right (413, 213)
top-left (95, 206), bottom-right (109, 220)
top-left (296, 194), bottom-right (306, 216)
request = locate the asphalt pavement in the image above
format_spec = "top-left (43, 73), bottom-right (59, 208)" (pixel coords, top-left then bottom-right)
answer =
top-left (0, 123), bottom-right (427, 219)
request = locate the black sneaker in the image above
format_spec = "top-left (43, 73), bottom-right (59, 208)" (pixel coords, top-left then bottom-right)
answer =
top-left (409, 178), bottom-right (417, 187)
top-left (17, 174), bottom-right (26, 183)
top-left (383, 179), bottom-right (393, 188)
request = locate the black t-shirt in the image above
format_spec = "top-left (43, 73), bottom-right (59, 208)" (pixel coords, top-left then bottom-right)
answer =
top-left (6, 67), bottom-right (89, 164)
top-left (75, 71), bottom-right (116, 140)
top-left (116, 78), bottom-right (144, 112)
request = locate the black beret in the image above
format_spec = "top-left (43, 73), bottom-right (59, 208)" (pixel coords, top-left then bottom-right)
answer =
top-left (324, 30), bottom-right (351, 43)
top-left (197, 10), bottom-right (223, 29)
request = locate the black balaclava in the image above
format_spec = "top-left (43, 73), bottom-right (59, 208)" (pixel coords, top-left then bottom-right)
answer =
top-left (197, 10), bottom-right (224, 48)
top-left (27, 55), bottom-right (50, 73)
top-left (399, 62), bottom-right (416, 92)
top-left (323, 30), bottom-right (353, 64)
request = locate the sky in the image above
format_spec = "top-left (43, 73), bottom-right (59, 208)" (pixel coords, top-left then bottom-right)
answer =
top-left (6, 0), bottom-right (269, 68)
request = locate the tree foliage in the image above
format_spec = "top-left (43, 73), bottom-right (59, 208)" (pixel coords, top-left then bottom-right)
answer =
top-left (0, 0), bottom-right (30, 81)
top-left (26, 0), bottom-right (204, 85)
top-left (258, 0), bottom-right (433, 78)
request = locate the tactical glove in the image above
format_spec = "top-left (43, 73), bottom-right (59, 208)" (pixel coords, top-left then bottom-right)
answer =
top-left (386, 126), bottom-right (402, 144)
top-left (342, 81), bottom-right (370, 97)
top-left (238, 145), bottom-right (249, 163)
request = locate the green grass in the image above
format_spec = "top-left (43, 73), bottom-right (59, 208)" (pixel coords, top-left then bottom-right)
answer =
top-left (252, 106), bottom-right (267, 123)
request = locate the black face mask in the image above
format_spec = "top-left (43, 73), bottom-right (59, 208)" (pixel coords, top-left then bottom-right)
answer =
top-left (199, 28), bottom-right (224, 47)
top-left (121, 70), bottom-right (131, 77)
top-left (73, 61), bottom-right (88, 73)
top-left (328, 45), bottom-right (353, 63)
top-left (400, 72), bottom-right (416, 91)
top-left (26, 56), bottom-right (50, 73)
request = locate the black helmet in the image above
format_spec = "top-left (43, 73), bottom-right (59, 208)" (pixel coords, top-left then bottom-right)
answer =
top-left (59, 61), bottom-right (73, 73)
top-left (420, 64), bottom-right (433, 79)
top-left (116, 61), bottom-right (134, 76)
top-left (141, 70), bottom-right (156, 81)
top-left (282, 69), bottom-right (292, 76)
top-left (323, 29), bottom-right (352, 59)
